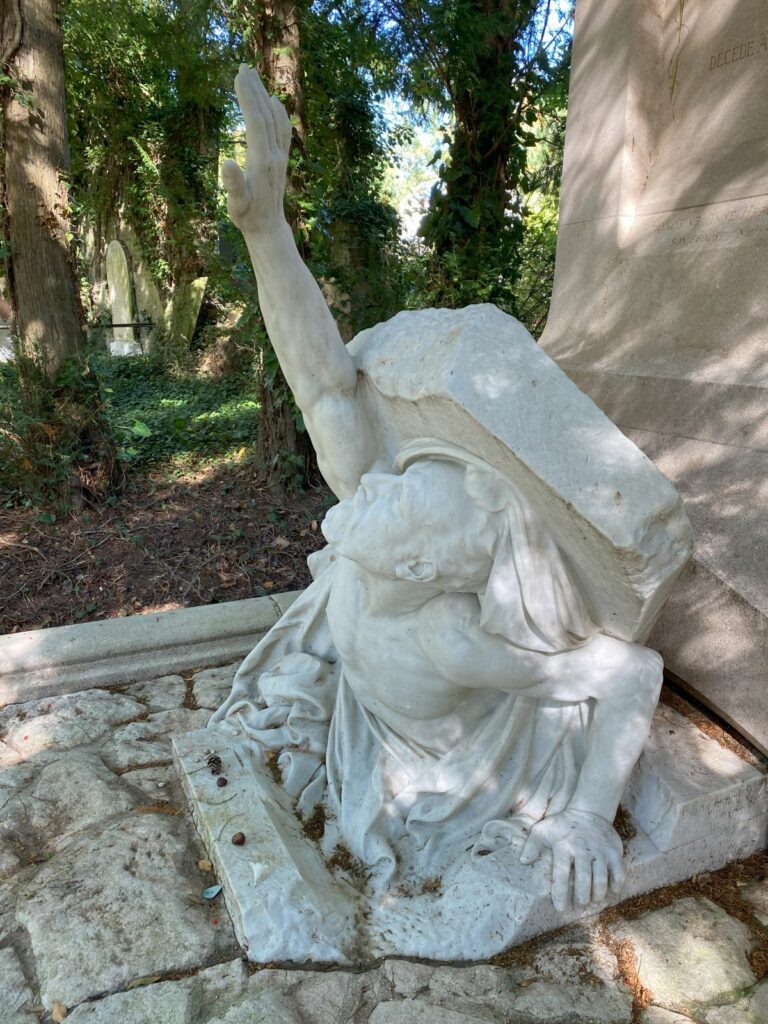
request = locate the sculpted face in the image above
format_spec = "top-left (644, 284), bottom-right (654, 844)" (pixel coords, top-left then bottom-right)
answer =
top-left (321, 459), bottom-right (493, 587)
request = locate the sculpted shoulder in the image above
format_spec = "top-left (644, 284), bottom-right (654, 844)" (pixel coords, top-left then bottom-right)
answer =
top-left (417, 590), bottom-right (557, 693)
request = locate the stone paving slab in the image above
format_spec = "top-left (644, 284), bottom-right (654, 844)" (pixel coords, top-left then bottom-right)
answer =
top-left (1, 749), bottom-right (136, 852)
top-left (609, 897), bottom-right (757, 1013)
top-left (121, 762), bottom-right (179, 801)
top-left (641, 979), bottom-right (768, 1024)
top-left (66, 959), bottom-right (250, 1023)
top-left (703, 979), bottom-right (768, 1024)
top-left (0, 658), bottom-right (766, 1023)
top-left (16, 814), bottom-right (237, 1010)
top-left (59, 939), bottom-right (636, 1024)
top-left (125, 675), bottom-right (187, 712)
top-left (98, 708), bottom-right (211, 771)
top-left (192, 662), bottom-right (243, 712)
top-left (742, 876), bottom-right (768, 928)
top-left (0, 690), bottom-right (146, 764)
top-left (0, 946), bottom-right (37, 1023)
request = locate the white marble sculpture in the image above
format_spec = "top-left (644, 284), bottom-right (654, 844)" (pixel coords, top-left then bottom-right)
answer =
top-left (207, 67), bottom-right (693, 942)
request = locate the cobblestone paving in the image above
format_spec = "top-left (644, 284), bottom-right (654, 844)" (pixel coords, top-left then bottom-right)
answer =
top-left (1, 662), bottom-right (766, 1023)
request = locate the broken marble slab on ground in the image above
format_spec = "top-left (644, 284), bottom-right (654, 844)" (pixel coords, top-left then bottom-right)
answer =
top-left (173, 697), bottom-right (768, 963)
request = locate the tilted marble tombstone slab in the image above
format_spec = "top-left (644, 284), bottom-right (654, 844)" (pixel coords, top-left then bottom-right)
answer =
top-left (541, 0), bottom-right (768, 752)
top-left (176, 66), bottom-right (698, 964)
top-left (105, 240), bottom-right (140, 356)
top-left (349, 304), bottom-right (692, 642)
top-left (168, 276), bottom-right (208, 351)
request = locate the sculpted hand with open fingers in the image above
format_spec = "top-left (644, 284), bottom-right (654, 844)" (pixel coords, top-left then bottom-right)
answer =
top-left (221, 65), bottom-right (293, 237)
top-left (520, 808), bottom-right (625, 912)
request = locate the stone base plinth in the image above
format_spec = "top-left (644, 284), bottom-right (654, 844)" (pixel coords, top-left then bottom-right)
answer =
top-left (173, 703), bottom-right (768, 964)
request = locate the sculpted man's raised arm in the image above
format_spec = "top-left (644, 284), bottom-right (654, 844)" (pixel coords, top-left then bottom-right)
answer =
top-left (221, 66), bottom-right (375, 497)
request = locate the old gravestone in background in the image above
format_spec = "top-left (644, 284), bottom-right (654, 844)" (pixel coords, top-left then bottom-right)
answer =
top-left (105, 240), bottom-right (141, 356)
top-left (541, 0), bottom-right (768, 752)
top-left (0, 310), bottom-right (11, 363)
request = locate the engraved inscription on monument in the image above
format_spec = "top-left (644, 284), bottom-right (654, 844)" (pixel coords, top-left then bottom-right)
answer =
top-left (620, 0), bottom-right (768, 252)
top-left (626, 197), bottom-right (768, 256)
top-left (709, 34), bottom-right (767, 71)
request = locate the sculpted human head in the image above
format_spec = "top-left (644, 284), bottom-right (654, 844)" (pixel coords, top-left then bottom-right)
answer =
top-left (321, 457), bottom-right (497, 590)
top-left (322, 436), bottom-right (596, 652)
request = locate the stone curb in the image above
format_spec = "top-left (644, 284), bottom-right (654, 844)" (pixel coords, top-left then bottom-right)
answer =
top-left (0, 591), bottom-right (301, 709)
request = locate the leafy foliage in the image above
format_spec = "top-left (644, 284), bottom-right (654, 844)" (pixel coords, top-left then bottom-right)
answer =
top-left (380, 0), bottom-right (571, 315)
top-left (513, 69), bottom-right (568, 336)
top-left (93, 356), bottom-right (260, 468)
top-left (2, 0), bottom-right (573, 504)
top-left (64, 0), bottom-right (235, 338)
top-left (0, 355), bottom-right (120, 506)
top-left (0, 354), bottom-right (260, 504)
top-left (300, 4), bottom-right (409, 333)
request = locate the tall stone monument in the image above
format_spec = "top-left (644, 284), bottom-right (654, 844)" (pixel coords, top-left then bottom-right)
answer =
top-left (541, 0), bottom-right (768, 752)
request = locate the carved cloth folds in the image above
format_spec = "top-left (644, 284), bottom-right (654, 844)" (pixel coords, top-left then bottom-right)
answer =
top-left (210, 556), bottom-right (593, 883)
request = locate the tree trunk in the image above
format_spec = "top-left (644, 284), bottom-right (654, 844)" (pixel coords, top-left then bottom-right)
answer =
top-left (420, 0), bottom-right (540, 308)
top-left (1, 0), bottom-right (119, 504)
top-left (250, 0), bottom-right (316, 492)
top-left (255, 1), bottom-right (306, 150)
top-left (160, 3), bottom-right (221, 361)
top-left (1, 0), bottom-right (84, 376)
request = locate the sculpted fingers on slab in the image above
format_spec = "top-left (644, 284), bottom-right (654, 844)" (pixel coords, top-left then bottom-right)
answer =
top-left (519, 808), bottom-right (625, 911)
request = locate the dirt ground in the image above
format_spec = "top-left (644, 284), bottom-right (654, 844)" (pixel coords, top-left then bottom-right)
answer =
top-left (0, 461), bottom-right (331, 634)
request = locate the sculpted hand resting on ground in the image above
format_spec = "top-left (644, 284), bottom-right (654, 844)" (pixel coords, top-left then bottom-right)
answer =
top-left (219, 66), bottom-right (666, 916)
top-left (520, 810), bottom-right (625, 912)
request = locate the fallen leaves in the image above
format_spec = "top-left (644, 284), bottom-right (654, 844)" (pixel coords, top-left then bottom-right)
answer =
top-left (0, 467), bottom-right (331, 633)
top-left (126, 975), bottom-right (162, 989)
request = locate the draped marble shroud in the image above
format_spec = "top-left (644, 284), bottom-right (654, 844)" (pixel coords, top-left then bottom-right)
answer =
top-left (210, 553), bottom-right (594, 886)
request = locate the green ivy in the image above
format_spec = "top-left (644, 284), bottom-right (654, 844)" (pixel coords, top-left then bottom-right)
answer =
top-left (0, 354), bottom-right (261, 504)
top-left (94, 355), bottom-right (260, 468)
